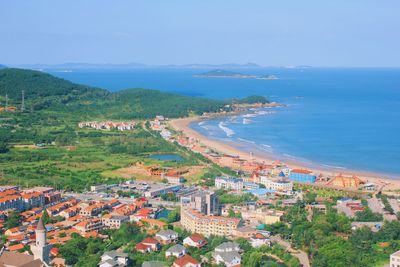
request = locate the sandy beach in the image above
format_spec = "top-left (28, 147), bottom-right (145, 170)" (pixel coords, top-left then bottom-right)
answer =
top-left (169, 116), bottom-right (400, 191)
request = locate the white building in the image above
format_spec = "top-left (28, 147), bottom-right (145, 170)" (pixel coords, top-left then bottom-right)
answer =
top-left (30, 216), bottom-right (51, 265)
top-left (215, 177), bottom-right (244, 191)
top-left (260, 177), bottom-right (293, 192)
top-left (99, 251), bottom-right (129, 267)
top-left (391, 250), bottom-right (400, 267)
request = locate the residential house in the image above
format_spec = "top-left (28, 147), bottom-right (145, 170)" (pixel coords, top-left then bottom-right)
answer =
top-left (99, 250), bottom-right (129, 267)
top-left (183, 234), bottom-right (208, 248)
top-left (172, 255), bottom-right (201, 267)
top-left (135, 238), bottom-right (161, 253)
top-left (102, 214), bottom-right (129, 229)
top-left (155, 229), bottom-right (179, 244)
top-left (166, 244), bottom-right (186, 258)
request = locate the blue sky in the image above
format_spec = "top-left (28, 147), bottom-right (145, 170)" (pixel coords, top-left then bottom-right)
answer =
top-left (1, 0), bottom-right (399, 67)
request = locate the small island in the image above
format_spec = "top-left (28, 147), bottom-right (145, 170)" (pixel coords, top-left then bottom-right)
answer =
top-left (194, 69), bottom-right (256, 79)
top-left (194, 69), bottom-right (279, 80)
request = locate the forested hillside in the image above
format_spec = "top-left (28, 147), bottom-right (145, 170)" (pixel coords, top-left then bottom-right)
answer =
top-left (0, 68), bottom-right (231, 118)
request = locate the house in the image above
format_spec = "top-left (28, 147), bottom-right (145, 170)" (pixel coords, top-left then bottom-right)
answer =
top-left (73, 218), bottom-right (103, 233)
top-left (142, 261), bottom-right (165, 267)
top-left (213, 251), bottom-right (241, 267)
top-left (102, 214), bottom-right (129, 229)
top-left (166, 244), bottom-right (186, 258)
top-left (183, 234), bottom-right (208, 248)
top-left (155, 229), bottom-right (179, 244)
top-left (99, 250), bottom-right (129, 267)
top-left (249, 232), bottom-right (271, 248)
top-left (215, 242), bottom-right (240, 253)
top-left (135, 238), bottom-right (161, 253)
top-left (172, 255), bottom-right (201, 267)
top-left (0, 251), bottom-right (44, 267)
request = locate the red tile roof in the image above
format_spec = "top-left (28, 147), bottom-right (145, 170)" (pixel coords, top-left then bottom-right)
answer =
top-left (174, 255), bottom-right (200, 267)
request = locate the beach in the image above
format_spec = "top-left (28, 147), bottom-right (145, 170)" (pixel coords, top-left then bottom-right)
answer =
top-left (169, 116), bottom-right (400, 191)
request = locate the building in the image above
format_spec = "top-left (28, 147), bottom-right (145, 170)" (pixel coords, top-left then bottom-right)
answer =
top-left (164, 174), bottom-right (185, 184)
top-left (213, 242), bottom-right (241, 267)
top-left (336, 199), bottom-right (364, 218)
top-left (181, 191), bottom-right (219, 215)
top-left (260, 177), bottom-right (293, 192)
top-left (391, 250), bottom-right (400, 267)
top-left (249, 232), bottom-right (271, 248)
top-left (289, 169), bottom-right (316, 183)
top-left (215, 177), bottom-right (244, 190)
top-left (327, 174), bottom-right (364, 188)
top-left (0, 251), bottom-right (44, 267)
top-left (99, 251), bottom-right (129, 267)
top-left (183, 234), bottom-right (208, 248)
top-left (30, 216), bottom-right (52, 265)
top-left (74, 218), bottom-right (103, 233)
top-left (181, 208), bottom-right (241, 237)
top-left (155, 229), bottom-right (179, 244)
top-left (135, 238), bottom-right (161, 253)
top-left (166, 244), bottom-right (186, 258)
top-left (102, 214), bottom-right (129, 229)
top-left (213, 251), bottom-right (241, 267)
top-left (144, 184), bottom-right (183, 198)
top-left (172, 255), bottom-right (201, 267)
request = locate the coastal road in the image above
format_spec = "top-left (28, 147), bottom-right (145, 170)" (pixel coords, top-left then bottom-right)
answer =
top-left (271, 235), bottom-right (310, 267)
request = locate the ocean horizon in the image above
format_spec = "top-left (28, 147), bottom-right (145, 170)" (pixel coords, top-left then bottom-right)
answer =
top-left (51, 67), bottom-right (400, 177)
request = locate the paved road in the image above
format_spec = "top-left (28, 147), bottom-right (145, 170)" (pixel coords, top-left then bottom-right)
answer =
top-left (270, 236), bottom-right (310, 267)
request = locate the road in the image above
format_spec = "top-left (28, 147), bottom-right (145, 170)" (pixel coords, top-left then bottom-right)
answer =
top-left (270, 235), bottom-right (311, 267)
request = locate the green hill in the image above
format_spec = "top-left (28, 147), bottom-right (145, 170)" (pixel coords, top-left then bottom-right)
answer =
top-left (0, 68), bottom-right (229, 118)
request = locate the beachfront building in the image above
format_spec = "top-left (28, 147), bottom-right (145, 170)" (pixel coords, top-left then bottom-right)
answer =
top-left (327, 174), bottom-right (364, 188)
top-left (289, 169), bottom-right (316, 183)
top-left (215, 177), bottom-right (244, 191)
top-left (180, 208), bottom-right (241, 237)
top-left (260, 176), bottom-right (293, 192)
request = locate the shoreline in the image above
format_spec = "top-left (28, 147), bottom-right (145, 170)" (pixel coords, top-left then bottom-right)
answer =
top-left (169, 115), bottom-right (400, 191)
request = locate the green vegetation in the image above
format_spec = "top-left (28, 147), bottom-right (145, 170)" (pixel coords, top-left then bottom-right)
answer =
top-left (215, 189), bottom-right (258, 204)
top-left (266, 200), bottom-right (400, 267)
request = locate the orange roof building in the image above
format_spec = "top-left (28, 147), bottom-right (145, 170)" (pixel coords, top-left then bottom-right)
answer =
top-left (327, 174), bottom-right (364, 188)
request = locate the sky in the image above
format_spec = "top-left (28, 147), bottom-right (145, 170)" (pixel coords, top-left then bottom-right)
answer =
top-left (1, 0), bottom-right (400, 67)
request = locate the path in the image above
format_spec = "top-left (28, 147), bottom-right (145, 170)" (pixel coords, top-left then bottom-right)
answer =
top-left (270, 235), bottom-right (311, 267)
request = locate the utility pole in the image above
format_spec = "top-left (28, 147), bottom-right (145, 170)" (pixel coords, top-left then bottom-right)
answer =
top-left (21, 90), bottom-right (25, 112)
top-left (5, 93), bottom-right (8, 111)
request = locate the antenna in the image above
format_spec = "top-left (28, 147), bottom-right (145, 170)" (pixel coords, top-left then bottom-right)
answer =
top-left (21, 90), bottom-right (25, 112)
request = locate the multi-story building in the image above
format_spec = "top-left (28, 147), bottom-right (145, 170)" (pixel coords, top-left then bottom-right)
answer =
top-left (180, 208), bottom-right (241, 237)
top-left (0, 195), bottom-right (23, 211)
top-left (74, 218), bottom-right (103, 233)
top-left (215, 177), bottom-right (244, 190)
top-left (101, 214), bottom-right (129, 229)
top-left (260, 177), bottom-right (293, 192)
top-left (289, 169), bottom-right (316, 183)
top-left (21, 192), bottom-right (45, 210)
top-left (181, 191), bottom-right (219, 215)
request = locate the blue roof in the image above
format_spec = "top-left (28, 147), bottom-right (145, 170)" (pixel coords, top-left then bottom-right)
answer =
top-left (279, 171), bottom-right (286, 177)
top-left (247, 188), bottom-right (276, 195)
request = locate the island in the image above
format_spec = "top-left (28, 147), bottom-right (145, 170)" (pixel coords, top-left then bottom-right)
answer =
top-left (194, 69), bottom-right (279, 80)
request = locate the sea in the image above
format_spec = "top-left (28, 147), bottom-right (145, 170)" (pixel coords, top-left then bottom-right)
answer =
top-left (51, 68), bottom-right (400, 177)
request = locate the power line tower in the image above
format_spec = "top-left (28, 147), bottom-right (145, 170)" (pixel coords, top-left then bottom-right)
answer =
top-left (5, 93), bottom-right (8, 111)
top-left (21, 90), bottom-right (25, 112)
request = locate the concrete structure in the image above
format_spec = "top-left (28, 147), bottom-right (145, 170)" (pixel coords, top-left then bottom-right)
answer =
top-left (215, 177), bottom-right (244, 190)
top-left (289, 169), bottom-right (316, 183)
top-left (327, 174), bottom-right (364, 188)
top-left (144, 184), bottom-right (183, 198)
top-left (260, 177), bottom-right (293, 192)
top-left (391, 250), bottom-right (400, 267)
top-left (336, 199), bottom-right (364, 218)
top-left (102, 214), bottom-right (129, 229)
top-left (180, 208), bottom-right (241, 237)
top-left (30, 216), bottom-right (51, 265)
top-left (181, 191), bottom-right (219, 215)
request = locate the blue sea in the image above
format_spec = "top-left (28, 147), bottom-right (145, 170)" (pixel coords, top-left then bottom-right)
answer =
top-left (51, 68), bottom-right (400, 177)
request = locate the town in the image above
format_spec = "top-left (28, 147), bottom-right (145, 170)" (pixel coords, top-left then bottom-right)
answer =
top-left (0, 114), bottom-right (399, 267)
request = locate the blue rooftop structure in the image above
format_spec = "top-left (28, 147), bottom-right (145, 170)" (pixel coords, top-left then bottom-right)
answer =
top-left (246, 188), bottom-right (276, 196)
